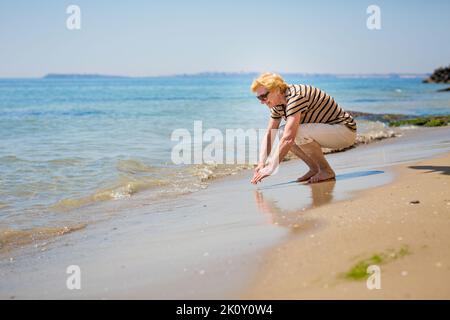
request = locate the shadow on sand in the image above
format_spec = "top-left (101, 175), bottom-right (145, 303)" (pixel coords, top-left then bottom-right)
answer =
top-left (257, 170), bottom-right (384, 191)
top-left (408, 165), bottom-right (450, 176)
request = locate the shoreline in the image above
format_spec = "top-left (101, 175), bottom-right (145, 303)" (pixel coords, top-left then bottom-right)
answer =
top-left (0, 119), bottom-right (405, 254)
top-left (242, 152), bottom-right (450, 299)
top-left (0, 126), bottom-right (449, 299)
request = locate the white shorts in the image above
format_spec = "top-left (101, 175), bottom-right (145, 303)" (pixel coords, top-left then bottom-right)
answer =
top-left (278, 123), bottom-right (356, 149)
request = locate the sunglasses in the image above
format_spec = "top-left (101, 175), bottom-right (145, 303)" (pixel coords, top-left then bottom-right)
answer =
top-left (256, 91), bottom-right (270, 101)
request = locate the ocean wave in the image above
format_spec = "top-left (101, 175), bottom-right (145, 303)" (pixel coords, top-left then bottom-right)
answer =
top-left (0, 155), bottom-right (30, 163)
top-left (0, 156), bottom-right (85, 166)
top-left (47, 157), bottom-right (86, 166)
top-left (188, 163), bottom-right (254, 182)
top-left (352, 98), bottom-right (384, 103)
top-left (50, 177), bottom-right (169, 211)
top-left (0, 109), bottom-right (112, 119)
top-left (0, 223), bottom-right (86, 253)
top-left (354, 120), bottom-right (401, 143)
top-left (51, 160), bottom-right (254, 212)
top-left (0, 202), bottom-right (9, 210)
top-left (116, 158), bottom-right (160, 174)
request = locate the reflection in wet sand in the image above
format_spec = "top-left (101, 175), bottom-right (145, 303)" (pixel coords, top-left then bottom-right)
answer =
top-left (254, 180), bottom-right (336, 233)
top-left (253, 169), bottom-right (389, 236)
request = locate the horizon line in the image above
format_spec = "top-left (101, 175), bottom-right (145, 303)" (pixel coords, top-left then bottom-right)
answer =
top-left (0, 71), bottom-right (432, 80)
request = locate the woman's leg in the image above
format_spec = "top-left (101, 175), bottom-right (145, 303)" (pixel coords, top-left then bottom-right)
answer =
top-left (289, 143), bottom-right (319, 182)
top-left (278, 124), bottom-right (320, 182)
top-left (299, 140), bottom-right (336, 183)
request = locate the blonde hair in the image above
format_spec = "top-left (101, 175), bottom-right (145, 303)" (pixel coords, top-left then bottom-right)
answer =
top-left (250, 72), bottom-right (288, 92)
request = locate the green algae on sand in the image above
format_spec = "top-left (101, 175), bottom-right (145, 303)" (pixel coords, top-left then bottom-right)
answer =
top-left (344, 246), bottom-right (411, 280)
top-left (389, 115), bottom-right (450, 127)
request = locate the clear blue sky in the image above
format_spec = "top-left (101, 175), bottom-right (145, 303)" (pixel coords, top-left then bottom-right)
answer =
top-left (1, 0), bottom-right (449, 77)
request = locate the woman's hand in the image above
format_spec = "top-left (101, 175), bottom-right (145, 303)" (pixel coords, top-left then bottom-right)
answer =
top-left (251, 163), bottom-right (276, 184)
top-left (254, 162), bottom-right (265, 174)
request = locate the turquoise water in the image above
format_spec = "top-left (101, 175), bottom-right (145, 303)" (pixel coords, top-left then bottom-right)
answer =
top-left (0, 74), bottom-right (449, 239)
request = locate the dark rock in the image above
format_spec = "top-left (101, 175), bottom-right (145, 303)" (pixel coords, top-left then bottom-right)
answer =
top-left (437, 87), bottom-right (450, 92)
top-left (347, 110), bottom-right (407, 122)
top-left (423, 65), bottom-right (450, 83)
top-left (409, 200), bottom-right (420, 205)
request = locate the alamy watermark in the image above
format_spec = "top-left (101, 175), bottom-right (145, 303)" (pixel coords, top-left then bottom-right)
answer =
top-left (170, 121), bottom-right (282, 167)
top-left (366, 5), bottom-right (381, 30)
top-left (66, 5), bottom-right (81, 30)
top-left (64, 4), bottom-right (381, 31)
top-left (366, 265), bottom-right (381, 290)
top-left (66, 265), bottom-right (81, 290)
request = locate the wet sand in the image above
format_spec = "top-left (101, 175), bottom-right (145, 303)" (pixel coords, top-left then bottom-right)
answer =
top-left (0, 126), bottom-right (449, 299)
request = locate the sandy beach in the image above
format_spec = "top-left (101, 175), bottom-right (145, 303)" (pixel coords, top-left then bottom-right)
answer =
top-left (1, 126), bottom-right (449, 299)
top-left (243, 151), bottom-right (450, 299)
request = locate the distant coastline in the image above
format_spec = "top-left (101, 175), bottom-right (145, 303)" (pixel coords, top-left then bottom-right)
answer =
top-left (43, 73), bottom-right (129, 79)
top-left (36, 72), bottom-right (429, 80)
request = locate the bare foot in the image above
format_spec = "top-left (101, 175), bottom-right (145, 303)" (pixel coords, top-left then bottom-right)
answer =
top-left (308, 169), bottom-right (335, 184)
top-left (296, 169), bottom-right (318, 182)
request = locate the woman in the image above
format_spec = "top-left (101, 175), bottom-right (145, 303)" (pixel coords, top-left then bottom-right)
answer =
top-left (250, 73), bottom-right (356, 184)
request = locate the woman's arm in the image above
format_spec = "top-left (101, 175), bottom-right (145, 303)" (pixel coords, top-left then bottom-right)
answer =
top-left (271, 112), bottom-right (301, 167)
top-left (258, 117), bottom-right (281, 166)
top-left (251, 113), bottom-right (301, 184)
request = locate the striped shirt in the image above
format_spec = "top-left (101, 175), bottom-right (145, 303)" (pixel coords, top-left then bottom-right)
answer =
top-left (270, 84), bottom-right (356, 132)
